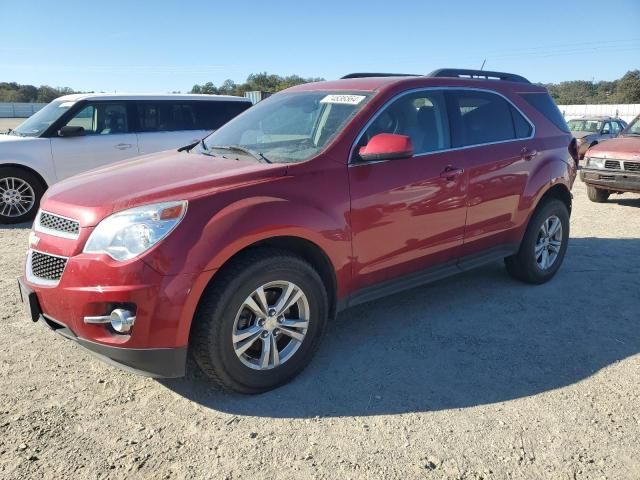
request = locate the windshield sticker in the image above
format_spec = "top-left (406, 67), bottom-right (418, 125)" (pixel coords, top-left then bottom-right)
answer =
top-left (320, 94), bottom-right (366, 105)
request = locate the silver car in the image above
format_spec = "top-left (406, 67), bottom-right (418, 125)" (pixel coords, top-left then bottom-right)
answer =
top-left (568, 116), bottom-right (628, 159)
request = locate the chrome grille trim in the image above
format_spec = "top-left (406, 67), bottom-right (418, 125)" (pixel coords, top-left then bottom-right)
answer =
top-left (34, 210), bottom-right (80, 240)
top-left (623, 161), bottom-right (640, 172)
top-left (604, 160), bottom-right (621, 170)
top-left (26, 249), bottom-right (68, 286)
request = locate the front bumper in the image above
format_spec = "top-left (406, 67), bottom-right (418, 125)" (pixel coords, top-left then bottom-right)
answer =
top-left (19, 246), bottom-right (213, 378)
top-left (580, 168), bottom-right (640, 193)
top-left (19, 276), bottom-right (188, 377)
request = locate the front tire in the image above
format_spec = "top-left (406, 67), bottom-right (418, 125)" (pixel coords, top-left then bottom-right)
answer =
top-left (505, 199), bottom-right (570, 284)
top-left (190, 248), bottom-right (328, 393)
top-left (587, 185), bottom-right (610, 203)
top-left (0, 167), bottom-right (45, 224)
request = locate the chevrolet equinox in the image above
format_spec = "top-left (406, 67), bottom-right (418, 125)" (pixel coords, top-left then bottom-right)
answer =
top-left (19, 69), bottom-right (578, 393)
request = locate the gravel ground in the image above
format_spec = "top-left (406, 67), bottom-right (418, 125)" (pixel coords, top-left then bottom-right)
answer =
top-left (0, 179), bottom-right (638, 480)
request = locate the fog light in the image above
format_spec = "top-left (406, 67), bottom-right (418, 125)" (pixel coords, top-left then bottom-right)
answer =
top-left (110, 309), bottom-right (135, 333)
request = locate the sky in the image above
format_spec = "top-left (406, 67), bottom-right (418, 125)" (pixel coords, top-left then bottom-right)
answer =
top-left (1, 0), bottom-right (639, 93)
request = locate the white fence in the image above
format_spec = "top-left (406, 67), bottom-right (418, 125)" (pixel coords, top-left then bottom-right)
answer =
top-left (558, 104), bottom-right (640, 123)
top-left (0, 103), bottom-right (47, 118)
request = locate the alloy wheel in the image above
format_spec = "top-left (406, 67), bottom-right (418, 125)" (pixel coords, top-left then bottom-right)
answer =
top-left (0, 177), bottom-right (35, 218)
top-left (535, 215), bottom-right (563, 270)
top-left (232, 281), bottom-right (310, 370)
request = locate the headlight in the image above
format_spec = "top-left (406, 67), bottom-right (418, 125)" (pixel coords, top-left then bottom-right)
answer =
top-left (585, 157), bottom-right (605, 169)
top-left (84, 201), bottom-right (187, 261)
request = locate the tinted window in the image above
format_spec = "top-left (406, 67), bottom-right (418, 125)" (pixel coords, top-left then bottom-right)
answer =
top-left (359, 90), bottom-right (450, 156)
top-left (521, 93), bottom-right (569, 133)
top-left (195, 101), bottom-right (251, 130)
top-left (448, 91), bottom-right (518, 147)
top-left (65, 103), bottom-right (128, 135)
top-left (137, 101), bottom-right (250, 132)
top-left (511, 106), bottom-right (533, 138)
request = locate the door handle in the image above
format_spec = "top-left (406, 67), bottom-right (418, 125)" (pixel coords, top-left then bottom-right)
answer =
top-left (439, 166), bottom-right (464, 180)
top-left (115, 143), bottom-right (133, 150)
top-left (521, 147), bottom-right (538, 160)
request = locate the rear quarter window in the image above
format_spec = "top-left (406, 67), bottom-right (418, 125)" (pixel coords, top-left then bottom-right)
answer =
top-left (520, 93), bottom-right (569, 133)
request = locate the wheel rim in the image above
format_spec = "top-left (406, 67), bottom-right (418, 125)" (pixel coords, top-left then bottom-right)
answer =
top-left (535, 215), bottom-right (563, 270)
top-left (0, 177), bottom-right (35, 218)
top-left (232, 281), bottom-right (310, 370)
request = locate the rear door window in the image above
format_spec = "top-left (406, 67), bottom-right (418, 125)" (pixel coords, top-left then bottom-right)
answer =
top-left (137, 101), bottom-right (250, 132)
top-left (195, 101), bottom-right (251, 131)
top-left (447, 91), bottom-right (527, 147)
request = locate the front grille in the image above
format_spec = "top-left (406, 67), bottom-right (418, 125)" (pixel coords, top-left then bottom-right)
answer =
top-left (30, 251), bottom-right (67, 281)
top-left (604, 160), bottom-right (621, 170)
top-left (624, 161), bottom-right (640, 172)
top-left (38, 212), bottom-right (80, 236)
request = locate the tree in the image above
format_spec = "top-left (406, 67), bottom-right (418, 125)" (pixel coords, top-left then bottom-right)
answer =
top-left (615, 70), bottom-right (640, 103)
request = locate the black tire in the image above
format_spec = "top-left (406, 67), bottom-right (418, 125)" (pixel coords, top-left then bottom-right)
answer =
top-left (190, 248), bottom-right (328, 394)
top-left (505, 199), bottom-right (570, 284)
top-left (587, 185), bottom-right (610, 203)
top-left (0, 167), bottom-right (45, 224)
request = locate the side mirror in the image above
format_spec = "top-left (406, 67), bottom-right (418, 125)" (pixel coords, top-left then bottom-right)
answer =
top-left (58, 125), bottom-right (85, 137)
top-left (358, 133), bottom-right (413, 162)
top-left (601, 129), bottom-right (610, 135)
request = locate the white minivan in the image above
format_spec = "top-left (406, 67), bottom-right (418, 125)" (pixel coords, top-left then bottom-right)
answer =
top-left (0, 93), bottom-right (252, 223)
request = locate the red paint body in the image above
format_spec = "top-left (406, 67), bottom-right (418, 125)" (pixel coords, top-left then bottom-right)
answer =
top-left (22, 76), bottom-right (576, 369)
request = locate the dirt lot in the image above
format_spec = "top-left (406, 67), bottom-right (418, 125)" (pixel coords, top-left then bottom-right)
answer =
top-left (0, 179), bottom-right (638, 480)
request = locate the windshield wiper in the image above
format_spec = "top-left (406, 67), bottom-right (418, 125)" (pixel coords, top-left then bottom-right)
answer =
top-left (209, 145), bottom-right (272, 163)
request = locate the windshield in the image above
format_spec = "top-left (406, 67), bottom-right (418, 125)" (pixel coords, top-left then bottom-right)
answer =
top-left (622, 115), bottom-right (640, 136)
top-left (567, 119), bottom-right (603, 133)
top-left (12, 100), bottom-right (75, 137)
top-left (202, 91), bottom-right (370, 163)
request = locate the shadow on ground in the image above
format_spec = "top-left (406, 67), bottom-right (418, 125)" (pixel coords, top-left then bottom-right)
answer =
top-left (159, 237), bottom-right (640, 417)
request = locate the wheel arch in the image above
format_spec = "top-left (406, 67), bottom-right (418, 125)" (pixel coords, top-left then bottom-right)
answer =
top-left (201, 235), bottom-right (339, 322)
top-left (0, 163), bottom-right (49, 190)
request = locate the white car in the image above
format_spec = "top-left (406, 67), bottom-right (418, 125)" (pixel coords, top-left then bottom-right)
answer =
top-left (0, 93), bottom-right (252, 223)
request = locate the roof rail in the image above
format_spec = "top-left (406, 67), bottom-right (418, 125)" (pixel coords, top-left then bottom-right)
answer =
top-left (428, 68), bottom-right (530, 84)
top-left (341, 73), bottom-right (421, 79)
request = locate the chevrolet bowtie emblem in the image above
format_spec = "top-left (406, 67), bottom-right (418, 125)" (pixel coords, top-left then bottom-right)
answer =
top-left (28, 232), bottom-right (40, 248)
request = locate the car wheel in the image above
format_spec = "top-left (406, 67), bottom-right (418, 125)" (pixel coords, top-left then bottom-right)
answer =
top-left (505, 199), bottom-right (569, 284)
top-left (0, 167), bottom-right (45, 224)
top-left (190, 248), bottom-right (328, 393)
top-left (587, 185), bottom-right (610, 203)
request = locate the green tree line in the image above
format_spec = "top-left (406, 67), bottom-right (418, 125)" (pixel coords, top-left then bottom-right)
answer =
top-left (543, 70), bottom-right (640, 104)
top-left (2, 70), bottom-right (639, 104)
top-left (190, 72), bottom-right (325, 97)
top-left (0, 83), bottom-right (76, 103)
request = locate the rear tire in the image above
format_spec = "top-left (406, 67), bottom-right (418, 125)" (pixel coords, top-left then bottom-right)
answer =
top-left (505, 199), bottom-right (570, 284)
top-left (190, 248), bottom-right (328, 394)
top-left (0, 167), bottom-right (45, 224)
top-left (587, 185), bottom-right (610, 203)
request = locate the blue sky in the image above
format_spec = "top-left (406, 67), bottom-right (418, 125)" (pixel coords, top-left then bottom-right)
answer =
top-left (1, 0), bottom-right (639, 92)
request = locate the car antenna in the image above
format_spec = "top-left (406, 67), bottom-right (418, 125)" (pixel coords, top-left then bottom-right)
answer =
top-left (480, 59), bottom-right (486, 71)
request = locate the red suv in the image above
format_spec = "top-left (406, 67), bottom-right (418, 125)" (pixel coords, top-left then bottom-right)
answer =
top-left (18, 69), bottom-right (578, 393)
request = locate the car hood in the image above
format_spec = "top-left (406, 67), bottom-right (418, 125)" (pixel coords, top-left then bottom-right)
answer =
top-left (42, 150), bottom-right (287, 226)
top-left (587, 136), bottom-right (640, 161)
